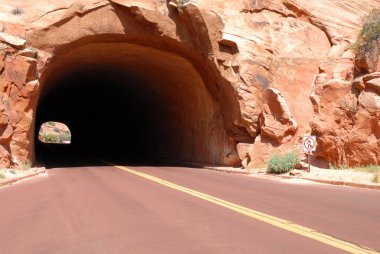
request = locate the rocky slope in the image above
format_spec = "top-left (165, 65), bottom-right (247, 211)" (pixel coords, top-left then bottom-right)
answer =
top-left (0, 0), bottom-right (379, 167)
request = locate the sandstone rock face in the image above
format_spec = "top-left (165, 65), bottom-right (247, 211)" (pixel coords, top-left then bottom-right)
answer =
top-left (0, 46), bottom-right (38, 166)
top-left (0, 33), bottom-right (26, 49)
top-left (0, 0), bottom-right (378, 168)
top-left (311, 72), bottom-right (380, 167)
top-left (260, 88), bottom-right (298, 144)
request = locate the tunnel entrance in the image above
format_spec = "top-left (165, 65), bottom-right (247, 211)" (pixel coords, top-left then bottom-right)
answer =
top-left (35, 42), bottom-right (236, 167)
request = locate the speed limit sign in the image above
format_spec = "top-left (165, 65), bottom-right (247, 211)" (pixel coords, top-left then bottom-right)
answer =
top-left (303, 136), bottom-right (317, 153)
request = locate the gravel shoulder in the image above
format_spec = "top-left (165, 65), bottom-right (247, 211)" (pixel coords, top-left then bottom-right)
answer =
top-left (205, 165), bottom-right (380, 188)
top-left (296, 166), bottom-right (379, 186)
top-left (0, 168), bottom-right (46, 186)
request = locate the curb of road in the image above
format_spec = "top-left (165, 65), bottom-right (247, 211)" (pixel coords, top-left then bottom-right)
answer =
top-left (297, 177), bottom-right (380, 190)
top-left (0, 169), bottom-right (46, 188)
top-left (203, 166), bottom-right (251, 175)
top-left (203, 166), bottom-right (380, 191)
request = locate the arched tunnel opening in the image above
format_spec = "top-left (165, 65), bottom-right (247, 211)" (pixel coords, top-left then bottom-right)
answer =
top-left (35, 42), bottom-right (238, 168)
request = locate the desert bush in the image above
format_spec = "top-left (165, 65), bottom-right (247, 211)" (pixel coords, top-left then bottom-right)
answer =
top-left (43, 133), bottom-right (59, 143)
top-left (268, 151), bottom-right (300, 174)
top-left (268, 154), bottom-right (284, 174)
top-left (59, 133), bottom-right (71, 142)
top-left (339, 97), bottom-right (358, 114)
top-left (352, 9), bottom-right (380, 57)
top-left (22, 160), bottom-right (32, 170)
top-left (79, 3), bottom-right (86, 11)
top-left (11, 7), bottom-right (23, 15)
top-left (178, 0), bottom-right (190, 9)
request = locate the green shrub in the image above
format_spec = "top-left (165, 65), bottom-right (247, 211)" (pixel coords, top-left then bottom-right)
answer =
top-left (43, 133), bottom-right (59, 143)
top-left (47, 121), bottom-right (56, 127)
top-left (352, 9), bottom-right (380, 57)
top-left (268, 154), bottom-right (285, 174)
top-left (268, 151), bottom-right (300, 174)
top-left (59, 133), bottom-right (71, 142)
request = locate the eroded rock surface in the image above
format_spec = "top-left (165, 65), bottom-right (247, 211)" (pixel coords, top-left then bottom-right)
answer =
top-left (260, 88), bottom-right (298, 144)
top-left (0, 0), bottom-right (378, 167)
top-left (311, 72), bottom-right (380, 167)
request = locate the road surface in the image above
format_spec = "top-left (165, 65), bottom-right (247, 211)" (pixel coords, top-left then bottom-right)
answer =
top-left (0, 164), bottom-right (379, 254)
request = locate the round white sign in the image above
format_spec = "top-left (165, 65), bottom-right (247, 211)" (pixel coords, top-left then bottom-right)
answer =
top-left (303, 136), bottom-right (316, 152)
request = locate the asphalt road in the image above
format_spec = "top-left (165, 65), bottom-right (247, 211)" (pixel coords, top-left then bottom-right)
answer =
top-left (0, 164), bottom-right (379, 254)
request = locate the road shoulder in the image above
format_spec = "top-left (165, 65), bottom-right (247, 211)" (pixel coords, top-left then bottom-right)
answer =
top-left (0, 168), bottom-right (46, 188)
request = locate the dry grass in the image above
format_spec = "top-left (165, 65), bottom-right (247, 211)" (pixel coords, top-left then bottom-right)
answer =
top-left (353, 165), bottom-right (380, 173)
top-left (352, 165), bottom-right (380, 183)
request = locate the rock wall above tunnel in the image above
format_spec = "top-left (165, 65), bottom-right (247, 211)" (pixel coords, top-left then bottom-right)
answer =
top-left (0, 0), bottom-right (379, 167)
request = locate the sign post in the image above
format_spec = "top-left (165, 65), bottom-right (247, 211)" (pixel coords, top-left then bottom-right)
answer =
top-left (302, 136), bottom-right (317, 172)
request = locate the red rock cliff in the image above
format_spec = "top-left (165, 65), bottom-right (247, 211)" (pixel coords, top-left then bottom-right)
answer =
top-left (0, 0), bottom-right (378, 167)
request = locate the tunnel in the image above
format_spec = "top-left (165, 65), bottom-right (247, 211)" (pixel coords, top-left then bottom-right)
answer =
top-left (35, 40), bottom-right (237, 167)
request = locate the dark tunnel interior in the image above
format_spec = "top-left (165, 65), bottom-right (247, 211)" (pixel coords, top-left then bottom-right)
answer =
top-left (34, 43), bottom-right (238, 168)
top-left (36, 70), bottom-right (162, 167)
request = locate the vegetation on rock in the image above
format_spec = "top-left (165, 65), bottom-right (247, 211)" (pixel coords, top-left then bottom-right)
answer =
top-left (43, 133), bottom-right (59, 143)
top-left (178, 0), bottom-right (190, 9)
top-left (59, 133), bottom-right (72, 142)
top-left (178, 0), bottom-right (190, 13)
top-left (41, 133), bottom-right (71, 143)
top-left (339, 96), bottom-right (358, 115)
top-left (352, 9), bottom-right (380, 57)
top-left (11, 7), bottom-right (23, 15)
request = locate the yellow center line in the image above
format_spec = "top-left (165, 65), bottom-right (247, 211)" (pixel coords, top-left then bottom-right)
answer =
top-left (110, 164), bottom-right (380, 254)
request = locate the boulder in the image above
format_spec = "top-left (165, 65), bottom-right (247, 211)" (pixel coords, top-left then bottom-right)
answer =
top-left (0, 33), bottom-right (26, 49)
top-left (260, 88), bottom-right (298, 144)
top-left (365, 78), bottom-right (380, 94)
